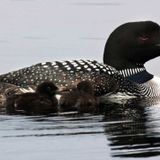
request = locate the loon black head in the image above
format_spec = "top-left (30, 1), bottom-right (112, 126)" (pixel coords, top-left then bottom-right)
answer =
top-left (36, 81), bottom-right (58, 97)
top-left (103, 21), bottom-right (160, 70)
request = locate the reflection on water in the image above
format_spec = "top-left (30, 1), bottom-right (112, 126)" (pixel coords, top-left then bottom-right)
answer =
top-left (1, 98), bottom-right (160, 159)
top-left (103, 99), bottom-right (160, 158)
top-left (1, 114), bottom-right (105, 138)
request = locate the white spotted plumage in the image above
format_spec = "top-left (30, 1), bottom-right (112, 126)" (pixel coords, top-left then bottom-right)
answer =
top-left (0, 60), bottom-right (159, 98)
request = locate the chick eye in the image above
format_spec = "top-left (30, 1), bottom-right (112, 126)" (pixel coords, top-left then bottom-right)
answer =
top-left (47, 87), bottom-right (51, 91)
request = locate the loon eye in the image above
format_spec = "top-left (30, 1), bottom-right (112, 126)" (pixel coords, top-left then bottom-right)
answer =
top-left (138, 35), bottom-right (150, 42)
top-left (137, 34), bottom-right (151, 44)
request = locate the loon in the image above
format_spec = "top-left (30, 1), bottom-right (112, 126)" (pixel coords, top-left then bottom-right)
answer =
top-left (0, 60), bottom-right (148, 97)
top-left (5, 82), bottom-right (58, 115)
top-left (0, 21), bottom-right (159, 98)
top-left (59, 80), bottom-right (99, 113)
top-left (103, 21), bottom-right (160, 97)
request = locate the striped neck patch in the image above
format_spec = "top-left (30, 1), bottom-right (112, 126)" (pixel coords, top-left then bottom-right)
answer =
top-left (119, 67), bottom-right (146, 78)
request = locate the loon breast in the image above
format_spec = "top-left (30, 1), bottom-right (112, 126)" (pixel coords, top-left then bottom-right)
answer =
top-left (143, 76), bottom-right (160, 97)
top-left (119, 68), bottom-right (160, 97)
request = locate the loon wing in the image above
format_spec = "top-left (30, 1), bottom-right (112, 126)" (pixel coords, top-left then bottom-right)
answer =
top-left (0, 60), bottom-right (149, 97)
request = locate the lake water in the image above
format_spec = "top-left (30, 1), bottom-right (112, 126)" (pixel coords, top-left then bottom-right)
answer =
top-left (1, 99), bottom-right (160, 160)
top-left (0, 0), bottom-right (160, 160)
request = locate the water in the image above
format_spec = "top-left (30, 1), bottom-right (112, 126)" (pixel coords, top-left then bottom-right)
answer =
top-left (1, 0), bottom-right (160, 159)
top-left (1, 99), bottom-right (160, 160)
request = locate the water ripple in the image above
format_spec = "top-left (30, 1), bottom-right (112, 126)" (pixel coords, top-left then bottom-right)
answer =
top-left (1, 99), bottom-right (160, 158)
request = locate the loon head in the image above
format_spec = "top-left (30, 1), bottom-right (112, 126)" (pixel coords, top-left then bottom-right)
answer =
top-left (36, 81), bottom-right (58, 97)
top-left (103, 21), bottom-right (160, 70)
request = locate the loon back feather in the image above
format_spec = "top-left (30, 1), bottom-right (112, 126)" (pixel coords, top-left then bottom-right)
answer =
top-left (0, 60), bottom-right (147, 97)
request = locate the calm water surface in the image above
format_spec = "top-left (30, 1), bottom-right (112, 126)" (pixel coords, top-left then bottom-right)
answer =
top-left (1, 0), bottom-right (160, 160)
top-left (1, 99), bottom-right (160, 160)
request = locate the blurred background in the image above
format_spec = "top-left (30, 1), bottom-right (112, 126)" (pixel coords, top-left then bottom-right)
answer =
top-left (0, 0), bottom-right (159, 76)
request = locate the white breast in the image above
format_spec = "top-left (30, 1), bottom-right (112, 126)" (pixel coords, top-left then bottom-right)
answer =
top-left (149, 76), bottom-right (160, 84)
top-left (102, 76), bottom-right (160, 103)
top-left (143, 76), bottom-right (160, 97)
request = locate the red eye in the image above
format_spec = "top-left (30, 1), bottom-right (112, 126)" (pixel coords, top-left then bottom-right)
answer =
top-left (139, 36), bottom-right (149, 41)
top-left (138, 35), bottom-right (150, 43)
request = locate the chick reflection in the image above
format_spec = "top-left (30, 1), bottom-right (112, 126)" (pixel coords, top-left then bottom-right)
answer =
top-left (102, 98), bottom-right (160, 158)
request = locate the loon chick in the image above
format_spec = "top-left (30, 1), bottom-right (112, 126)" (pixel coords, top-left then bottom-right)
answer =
top-left (5, 82), bottom-right (58, 115)
top-left (60, 81), bottom-right (99, 113)
top-left (0, 82), bottom-right (25, 114)
top-left (0, 21), bottom-right (160, 97)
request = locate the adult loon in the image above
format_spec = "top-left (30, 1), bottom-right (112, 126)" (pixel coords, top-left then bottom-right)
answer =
top-left (103, 21), bottom-right (160, 97)
top-left (5, 82), bottom-right (58, 115)
top-left (0, 21), bottom-right (159, 98)
top-left (0, 60), bottom-right (148, 97)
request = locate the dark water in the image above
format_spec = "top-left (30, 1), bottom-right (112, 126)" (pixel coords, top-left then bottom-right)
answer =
top-left (1, 99), bottom-right (160, 160)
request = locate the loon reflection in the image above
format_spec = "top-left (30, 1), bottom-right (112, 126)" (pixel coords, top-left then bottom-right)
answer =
top-left (102, 99), bottom-right (160, 158)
